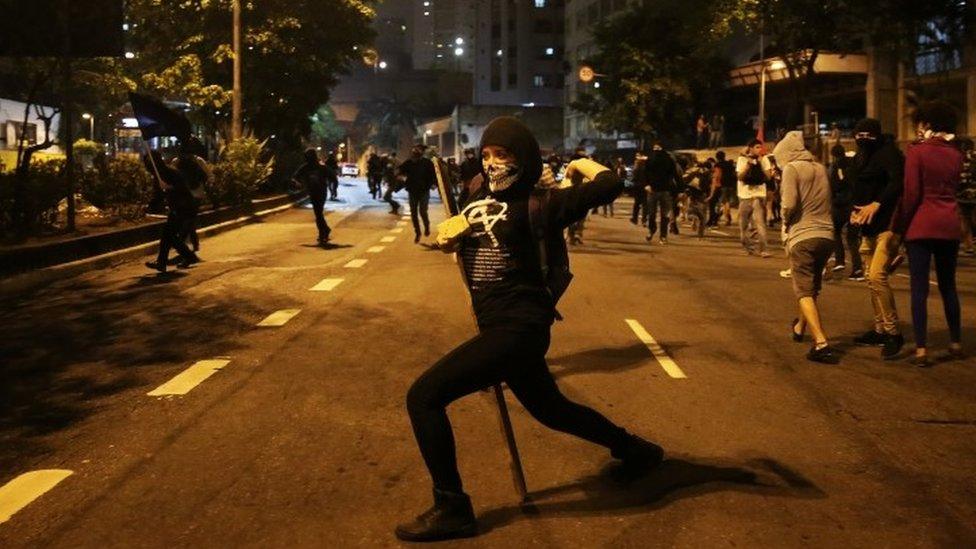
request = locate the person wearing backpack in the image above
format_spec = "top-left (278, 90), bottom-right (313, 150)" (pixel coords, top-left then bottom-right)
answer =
top-left (736, 139), bottom-right (773, 257)
top-left (396, 117), bottom-right (664, 543)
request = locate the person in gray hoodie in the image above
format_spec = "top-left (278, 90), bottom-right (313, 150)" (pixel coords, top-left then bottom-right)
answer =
top-left (774, 131), bottom-right (840, 364)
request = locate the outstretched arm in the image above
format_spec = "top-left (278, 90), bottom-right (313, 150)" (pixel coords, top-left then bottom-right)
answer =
top-left (552, 159), bottom-right (623, 227)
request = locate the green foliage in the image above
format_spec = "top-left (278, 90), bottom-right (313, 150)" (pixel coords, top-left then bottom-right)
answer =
top-left (310, 104), bottom-right (346, 146)
top-left (0, 158), bottom-right (68, 234)
top-left (354, 97), bottom-right (417, 150)
top-left (127, 0), bottom-right (377, 145)
top-left (73, 139), bottom-right (104, 157)
top-left (572, 2), bottom-right (729, 144)
top-left (79, 156), bottom-right (155, 220)
top-left (211, 138), bottom-right (275, 207)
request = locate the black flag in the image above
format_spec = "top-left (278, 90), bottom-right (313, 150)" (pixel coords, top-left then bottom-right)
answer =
top-left (128, 92), bottom-right (192, 141)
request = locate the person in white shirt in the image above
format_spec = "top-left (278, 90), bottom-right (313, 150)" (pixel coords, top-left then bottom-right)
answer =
top-left (736, 139), bottom-right (773, 257)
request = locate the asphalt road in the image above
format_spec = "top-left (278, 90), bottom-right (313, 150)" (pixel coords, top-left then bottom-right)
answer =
top-left (1, 176), bottom-right (975, 548)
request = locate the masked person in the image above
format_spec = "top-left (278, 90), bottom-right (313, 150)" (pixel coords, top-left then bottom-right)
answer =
top-left (398, 144), bottom-right (436, 243)
top-left (396, 117), bottom-right (663, 542)
top-left (143, 151), bottom-right (200, 273)
top-left (848, 118), bottom-right (906, 360)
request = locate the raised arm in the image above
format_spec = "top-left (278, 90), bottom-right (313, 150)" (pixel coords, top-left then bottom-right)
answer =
top-left (551, 159), bottom-right (623, 227)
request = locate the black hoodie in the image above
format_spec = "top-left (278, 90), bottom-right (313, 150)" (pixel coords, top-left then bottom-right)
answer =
top-left (458, 116), bottom-right (623, 328)
top-left (849, 135), bottom-right (905, 237)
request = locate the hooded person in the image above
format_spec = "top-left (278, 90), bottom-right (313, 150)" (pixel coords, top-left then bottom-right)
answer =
top-left (398, 144), bottom-right (437, 242)
top-left (847, 118), bottom-right (907, 359)
top-left (397, 116), bottom-right (665, 542)
top-left (774, 131), bottom-right (840, 364)
top-left (291, 148), bottom-right (333, 244)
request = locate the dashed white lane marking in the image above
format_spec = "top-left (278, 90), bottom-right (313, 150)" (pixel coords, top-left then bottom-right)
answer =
top-left (708, 228), bottom-right (731, 236)
top-left (257, 309), bottom-right (301, 327)
top-left (380, 236), bottom-right (396, 243)
top-left (148, 359), bottom-right (232, 396)
top-left (396, 221), bottom-right (407, 227)
top-left (367, 246), bottom-right (385, 253)
top-left (894, 273), bottom-right (938, 287)
top-left (0, 470), bottom-right (73, 524)
top-left (345, 258), bottom-right (368, 268)
top-left (401, 215), bottom-right (411, 220)
top-left (625, 319), bottom-right (687, 379)
top-left (310, 278), bottom-right (344, 291)
top-left (390, 228), bottom-right (404, 234)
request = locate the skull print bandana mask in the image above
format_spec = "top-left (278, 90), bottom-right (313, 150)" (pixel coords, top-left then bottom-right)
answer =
top-left (482, 160), bottom-right (521, 193)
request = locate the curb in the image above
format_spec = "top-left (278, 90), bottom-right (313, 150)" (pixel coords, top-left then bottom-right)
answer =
top-left (0, 196), bottom-right (308, 297)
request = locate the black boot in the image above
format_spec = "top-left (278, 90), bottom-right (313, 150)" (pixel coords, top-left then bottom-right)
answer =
top-left (395, 489), bottom-right (478, 542)
top-left (611, 434), bottom-right (664, 471)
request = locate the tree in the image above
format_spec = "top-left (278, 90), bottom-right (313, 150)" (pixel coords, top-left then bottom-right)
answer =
top-left (570, 1), bottom-right (729, 147)
top-left (310, 104), bottom-right (346, 147)
top-left (354, 97), bottom-right (418, 151)
top-left (126, 0), bottom-right (377, 146)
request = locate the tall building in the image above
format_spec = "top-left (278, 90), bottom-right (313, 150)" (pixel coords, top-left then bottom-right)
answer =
top-left (473, 0), bottom-right (565, 107)
top-left (563, 0), bottom-right (636, 149)
top-left (412, 0), bottom-right (477, 72)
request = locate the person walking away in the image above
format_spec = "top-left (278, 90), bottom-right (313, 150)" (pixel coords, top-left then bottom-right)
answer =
top-left (712, 151), bottom-right (736, 226)
top-left (957, 138), bottom-right (976, 256)
top-left (292, 148), bottom-right (333, 244)
top-left (325, 151), bottom-right (340, 200)
top-left (736, 139), bottom-right (773, 257)
top-left (644, 142), bottom-right (678, 245)
top-left (630, 152), bottom-right (648, 226)
top-left (890, 101), bottom-right (966, 366)
top-left (172, 138), bottom-right (209, 253)
top-left (827, 144), bottom-right (865, 280)
top-left (775, 131), bottom-right (840, 364)
top-left (709, 114), bottom-right (724, 148)
top-left (383, 153), bottom-right (402, 215)
top-left (144, 151), bottom-right (200, 272)
top-left (367, 152), bottom-right (385, 200)
top-left (399, 144), bottom-right (436, 243)
top-left (695, 115), bottom-right (709, 149)
top-left (848, 118), bottom-right (906, 359)
top-left (397, 116), bottom-right (664, 542)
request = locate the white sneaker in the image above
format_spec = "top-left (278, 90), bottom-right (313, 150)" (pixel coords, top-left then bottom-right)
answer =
top-left (832, 263), bottom-right (846, 272)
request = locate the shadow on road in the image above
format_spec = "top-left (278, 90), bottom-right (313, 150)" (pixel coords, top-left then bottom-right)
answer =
top-left (300, 242), bottom-right (354, 250)
top-left (477, 456), bottom-right (824, 533)
top-left (549, 342), bottom-right (689, 379)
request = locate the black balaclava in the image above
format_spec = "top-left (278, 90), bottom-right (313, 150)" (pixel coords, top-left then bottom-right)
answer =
top-left (853, 118), bottom-right (882, 153)
top-left (479, 116), bottom-right (542, 199)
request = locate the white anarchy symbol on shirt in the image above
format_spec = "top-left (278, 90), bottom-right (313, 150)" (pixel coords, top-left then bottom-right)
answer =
top-left (462, 198), bottom-right (508, 247)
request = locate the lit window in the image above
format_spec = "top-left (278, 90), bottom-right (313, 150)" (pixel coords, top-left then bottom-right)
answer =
top-left (424, 11), bottom-right (430, 16)
top-left (533, 75), bottom-right (545, 87)
top-left (496, 49), bottom-right (503, 57)
top-left (535, 0), bottom-right (546, 6)
top-left (545, 47), bottom-right (554, 55)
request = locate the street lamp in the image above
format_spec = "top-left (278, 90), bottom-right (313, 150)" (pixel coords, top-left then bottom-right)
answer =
top-left (378, 60), bottom-right (388, 70)
top-left (758, 59), bottom-right (785, 143)
top-left (81, 112), bottom-right (94, 140)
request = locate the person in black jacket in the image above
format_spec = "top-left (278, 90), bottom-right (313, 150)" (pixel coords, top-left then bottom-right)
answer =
top-left (144, 151), bottom-right (200, 273)
top-left (325, 151), bottom-right (340, 200)
top-left (848, 118), bottom-right (906, 359)
top-left (827, 144), bottom-right (864, 280)
top-left (396, 117), bottom-right (664, 542)
top-left (292, 148), bottom-right (333, 244)
top-left (398, 144), bottom-right (436, 243)
top-left (641, 142), bottom-right (678, 245)
top-left (458, 148), bottom-right (481, 187)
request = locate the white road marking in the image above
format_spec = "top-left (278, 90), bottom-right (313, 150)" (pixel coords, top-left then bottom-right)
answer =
top-left (310, 278), bottom-right (344, 291)
top-left (147, 359), bottom-right (232, 396)
top-left (708, 228), bottom-right (730, 236)
top-left (367, 246), bottom-right (385, 253)
top-left (380, 236), bottom-right (396, 243)
top-left (895, 273), bottom-right (938, 287)
top-left (390, 228), bottom-right (404, 234)
top-left (345, 258), bottom-right (368, 268)
top-left (0, 470), bottom-right (73, 524)
top-left (401, 215), bottom-right (411, 220)
top-left (625, 319), bottom-right (687, 379)
top-left (396, 221), bottom-right (407, 227)
top-left (257, 309), bottom-right (301, 327)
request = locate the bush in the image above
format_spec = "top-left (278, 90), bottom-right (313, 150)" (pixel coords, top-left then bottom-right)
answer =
top-left (0, 159), bottom-right (66, 237)
top-left (211, 138), bottom-right (275, 207)
top-left (79, 155), bottom-right (154, 220)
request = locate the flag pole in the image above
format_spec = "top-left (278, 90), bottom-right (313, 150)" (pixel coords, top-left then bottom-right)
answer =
top-left (432, 156), bottom-right (529, 503)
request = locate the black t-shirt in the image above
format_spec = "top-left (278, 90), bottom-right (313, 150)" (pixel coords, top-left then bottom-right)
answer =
top-left (398, 157), bottom-right (436, 194)
top-left (293, 162), bottom-right (331, 199)
top-left (458, 170), bottom-right (622, 329)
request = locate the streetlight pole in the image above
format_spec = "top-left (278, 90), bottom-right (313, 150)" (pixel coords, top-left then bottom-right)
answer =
top-left (758, 31), bottom-right (766, 143)
top-left (231, 0), bottom-right (242, 141)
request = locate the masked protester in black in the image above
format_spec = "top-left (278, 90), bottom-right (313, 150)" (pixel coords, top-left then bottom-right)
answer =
top-left (292, 149), bottom-right (333, 244)
top-left (398, 144), bottom-right (436, 243)
top-left (144, 151), bottom-right (200, 273)
top-left (396, 117), bottom-right (664, 543)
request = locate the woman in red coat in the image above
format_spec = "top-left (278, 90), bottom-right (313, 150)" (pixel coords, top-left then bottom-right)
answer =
top-left (891, 101), bottom-right (965, 366)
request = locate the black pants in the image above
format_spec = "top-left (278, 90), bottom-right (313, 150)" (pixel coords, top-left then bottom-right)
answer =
top-left (185, 215), bottom-right (199, 251)
top-left (310, 197), bottom-right (331, 240)
top-left (407, 326), bottom-right (629, 493)
top-left (157, 212), bottom-right (196, 264)
top-left (329, 177), bottom-right (339, 200)
top-left (408, 192), bottom-right (430, 236)
top-left (831, 206), bottom-right (863, 271)
top-left (906, 239), bottom-right (961, 348)
top-left (630, 188), bottom-right (646, 224)
top-left (384, 185), bottom-right (400, 213)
